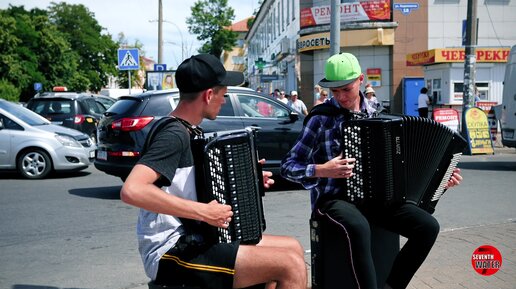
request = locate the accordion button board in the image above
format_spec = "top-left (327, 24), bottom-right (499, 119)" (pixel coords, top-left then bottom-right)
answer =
top-left (198, 128), bottom-right (266, 244)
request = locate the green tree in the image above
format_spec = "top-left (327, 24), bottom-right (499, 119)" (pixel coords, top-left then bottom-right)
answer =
top-left (0, 3), bottom-right (121, 101)
top-left (0, 79), bottom-right (21, 102)
top-left (47, 2), bottom-right (118, 92)
top-left (186, 0), bottom-right (238, 57)
top-left (0, 6), bottom-right (81, 101)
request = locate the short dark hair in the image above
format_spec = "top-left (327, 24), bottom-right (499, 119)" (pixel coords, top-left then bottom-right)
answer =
top-left (420, 87), bottom-right (428, 93)
top-left (179, 85), bottom-right (225, 102)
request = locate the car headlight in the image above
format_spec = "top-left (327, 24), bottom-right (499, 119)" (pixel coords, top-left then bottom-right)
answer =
top-left (55, 134), bottom-right (82, 148)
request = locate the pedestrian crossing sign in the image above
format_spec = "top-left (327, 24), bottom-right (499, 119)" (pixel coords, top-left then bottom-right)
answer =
top-left (118, 48), bottom-right (140, 70)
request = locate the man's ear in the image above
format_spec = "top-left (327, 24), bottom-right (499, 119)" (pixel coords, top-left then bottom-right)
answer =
top-left (202, 88), bottom-right (214, 104)
top-left (359, 73), bottom-right (365, 83)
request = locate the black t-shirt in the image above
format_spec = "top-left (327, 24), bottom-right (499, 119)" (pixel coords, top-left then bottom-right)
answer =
top-left (138, 121), bottom-right (194, 188)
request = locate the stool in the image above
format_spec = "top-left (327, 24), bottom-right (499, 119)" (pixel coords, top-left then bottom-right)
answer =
top-left (148, 281), bottom-right (202, 289)
top-left (310, 216), bottom-right (400, 289)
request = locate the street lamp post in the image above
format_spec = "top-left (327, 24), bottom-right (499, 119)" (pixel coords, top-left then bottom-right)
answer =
top-left (158, 0), bottom-right (163, 64)
top-left (149, 19), bottom-right (185, 65)
top-left (163, 20), bottom-right (185, 62)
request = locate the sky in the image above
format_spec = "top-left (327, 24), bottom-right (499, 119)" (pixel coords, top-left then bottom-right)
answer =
top-left (2, 0), bottom-right (259, 68)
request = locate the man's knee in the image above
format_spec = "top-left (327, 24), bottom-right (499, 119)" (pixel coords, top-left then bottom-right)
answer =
top-left (424, 216), bottom-right (440, 240)
top-left (412, 214), bottom-right (440, 245)
top-left (286, 250), bottom-right (307, 284)
top-left (320, 201), bottom-right (371, 238)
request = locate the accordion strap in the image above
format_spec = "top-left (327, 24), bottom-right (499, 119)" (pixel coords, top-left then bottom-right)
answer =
top-left (304, 103), bottom-right (373, 126)
top-left (141, 116), bottom-right (204, 155)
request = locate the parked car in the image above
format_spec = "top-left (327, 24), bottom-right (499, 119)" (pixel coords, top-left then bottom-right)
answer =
top-left (25, 89), bottom-right (116, 144)
top-left (95, 87), bottom-right (304, 180)
top-left (0, 99), bottom-right (96, 179)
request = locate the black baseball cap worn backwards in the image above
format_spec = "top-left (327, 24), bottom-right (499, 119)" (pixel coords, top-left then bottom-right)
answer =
top-left (175, 54), bottom-right (244, 93)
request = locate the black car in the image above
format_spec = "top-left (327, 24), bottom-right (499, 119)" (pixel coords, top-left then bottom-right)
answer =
top-left (94, 87), bottom-right (304, 180)
top-left (26, 90), bottom-right (116, 144)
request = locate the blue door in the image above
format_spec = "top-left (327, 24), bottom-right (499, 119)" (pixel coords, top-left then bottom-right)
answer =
top-left (403, 77), bottom-right (425, 116)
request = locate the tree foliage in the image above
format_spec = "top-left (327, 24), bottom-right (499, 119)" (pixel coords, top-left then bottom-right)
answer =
top-left (47, 3), bottom-right (118, 92)
top-left (186, 0), bottom-right (238, 57)
top-left (0, 3), bottom-right (120, 102)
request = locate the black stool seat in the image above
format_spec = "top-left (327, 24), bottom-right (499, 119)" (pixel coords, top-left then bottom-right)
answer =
top-left (310, 216), bottom-right (400, 289)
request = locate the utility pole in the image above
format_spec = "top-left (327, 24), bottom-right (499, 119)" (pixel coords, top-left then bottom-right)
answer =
top-left (462, 0), bottom-right (478, 133)
top-left (329, 0), bottom-right (340, 56)
top-left (158, 0), bottom-right (163, 64)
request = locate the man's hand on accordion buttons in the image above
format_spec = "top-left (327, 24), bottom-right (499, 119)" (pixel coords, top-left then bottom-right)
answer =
top-left (204, 200), bottom-right (233, 228)
top-left (317, 154), bottom-right (356, 179)
top-left (259, 159), bottom-right (275, 189)
top-left (445, 168), bottom-right (463, 189)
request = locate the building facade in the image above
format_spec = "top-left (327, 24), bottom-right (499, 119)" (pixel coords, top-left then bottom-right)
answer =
top-left (245, 0), bottom-right (516, 111)
top-left (246, 0), bottom-right (301, 95)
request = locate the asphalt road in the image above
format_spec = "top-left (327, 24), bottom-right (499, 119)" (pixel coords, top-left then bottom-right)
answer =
top-left (0, 148), bottom-right (515, 289)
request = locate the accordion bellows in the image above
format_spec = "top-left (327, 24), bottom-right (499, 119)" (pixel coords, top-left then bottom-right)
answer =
top-left (340, 115), bottom-right (468, 213)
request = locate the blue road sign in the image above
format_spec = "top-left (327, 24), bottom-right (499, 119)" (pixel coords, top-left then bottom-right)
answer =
top-left (154, 64), bottom-right (167, 71)
top-left (394, 3), bottom-right (419, 15)
top-left (34, 82), bottom-right (42, 91)
top-left (118, 48), bottom-right (140, 70)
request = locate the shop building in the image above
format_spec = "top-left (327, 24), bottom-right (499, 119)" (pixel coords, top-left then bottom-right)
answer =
top-left (407, 47), bottom-right (510, 107)
top-left (245, 0), bottom-right (516, 111)
top-left (245, 0), bottom-right (300, 95)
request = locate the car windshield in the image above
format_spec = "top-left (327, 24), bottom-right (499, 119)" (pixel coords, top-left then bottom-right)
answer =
top-left (29, 99), bottom-right (74, 115)
top-left (0, 101), bottom-right (50, 125)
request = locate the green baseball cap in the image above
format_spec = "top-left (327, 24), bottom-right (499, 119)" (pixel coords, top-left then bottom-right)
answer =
top-left (318, 53), bottom-right (362, 88)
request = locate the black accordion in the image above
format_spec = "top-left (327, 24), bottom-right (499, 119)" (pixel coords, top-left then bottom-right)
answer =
top-left (193, 128), bottom-right (266, 245)
top-left (339, 115), bottom-right (467, 213)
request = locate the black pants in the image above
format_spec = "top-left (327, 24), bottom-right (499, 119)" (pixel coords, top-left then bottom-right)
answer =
top-left (418, 107), bottom-right (429, 118)
top-left (316, 199), bottom-right (440, 289)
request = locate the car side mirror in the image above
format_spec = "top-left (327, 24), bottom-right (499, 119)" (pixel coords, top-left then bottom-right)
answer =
top-left (0, 118), bottom-right (4, 130)
top-left (289, 112), bottom-right (299, 122)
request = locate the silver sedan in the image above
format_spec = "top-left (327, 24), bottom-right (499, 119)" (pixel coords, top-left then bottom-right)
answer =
top-left (0, 99), bottom-right (96, 179)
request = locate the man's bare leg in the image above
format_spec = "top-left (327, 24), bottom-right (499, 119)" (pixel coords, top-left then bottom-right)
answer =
top-left (232, 234), bottom-right (307, 289)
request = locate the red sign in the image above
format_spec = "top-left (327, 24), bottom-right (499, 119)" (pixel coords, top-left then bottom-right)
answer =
top-left (300, 0), bottom-right (391, 28)
top-left (471, 245), bottom-right (502, 276)
top-left (433, 108), bottom-right (460, 132)
top-left (366, 68), bottom-right (382, 86)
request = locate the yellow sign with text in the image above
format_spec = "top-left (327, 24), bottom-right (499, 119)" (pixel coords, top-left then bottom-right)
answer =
top-left (406, 47), bottom-right (510, 66)
top-left (464, 107), bottom-right (494, 155)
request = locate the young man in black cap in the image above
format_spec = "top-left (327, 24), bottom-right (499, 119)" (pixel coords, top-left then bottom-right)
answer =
top-left (121, 54), bottom-right (306, 289)
top-left (281, 53), bottom-right (462, 289)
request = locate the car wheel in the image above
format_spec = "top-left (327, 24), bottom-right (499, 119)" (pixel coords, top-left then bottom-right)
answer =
top-left (17, 149), bottom-right (52, 179)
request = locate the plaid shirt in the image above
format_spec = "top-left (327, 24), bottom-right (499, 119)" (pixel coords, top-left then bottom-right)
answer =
top-left (280, 92), bottom-right (377, 209)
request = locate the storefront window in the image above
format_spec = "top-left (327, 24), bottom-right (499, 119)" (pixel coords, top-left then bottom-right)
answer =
top-left (432, 79), bottom-right (442, 103)
top-left (454, 82), bottom-right (489, 101)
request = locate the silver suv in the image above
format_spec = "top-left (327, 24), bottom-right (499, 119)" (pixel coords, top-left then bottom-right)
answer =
top-left (0, 99), bottom-right (96, 179)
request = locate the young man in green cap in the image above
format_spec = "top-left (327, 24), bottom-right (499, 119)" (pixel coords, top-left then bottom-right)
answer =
top-left (281, 53), bottom-right (462, 289)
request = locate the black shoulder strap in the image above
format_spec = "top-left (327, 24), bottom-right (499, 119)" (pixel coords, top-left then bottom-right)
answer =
top-left (303, 103), bottom-right (351, 126)
top-left (141, 116), bottom-right (178, 155)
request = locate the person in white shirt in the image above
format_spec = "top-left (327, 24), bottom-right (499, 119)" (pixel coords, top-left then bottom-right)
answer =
top-left (287, 90), bottom-right (308, 115)
top-left (278, 90), bottom-right (288, 104)
top-left (417, 87), bottom-right (431, 118)
top-left (364, 86), bottom-right (380, 110)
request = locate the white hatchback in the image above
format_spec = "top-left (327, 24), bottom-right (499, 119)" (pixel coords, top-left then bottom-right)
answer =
top-left (0, 99), bottom-right (96, 179)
